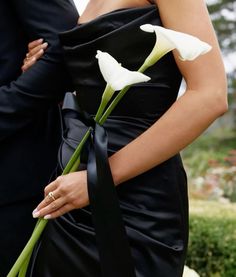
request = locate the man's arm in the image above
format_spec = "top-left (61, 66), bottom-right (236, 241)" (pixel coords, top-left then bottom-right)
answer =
top-left (0, 0), bottom-right (78, 141)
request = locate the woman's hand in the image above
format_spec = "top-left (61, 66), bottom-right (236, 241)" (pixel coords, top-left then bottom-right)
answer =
top-left (32, 171), bottom-right (89, 219)
top-left (21, 38), bottom-right (48, 72)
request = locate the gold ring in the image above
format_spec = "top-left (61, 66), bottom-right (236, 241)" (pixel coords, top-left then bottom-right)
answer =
top-left (26, 53), bottom-right (30, 61)
top-left (47, 191), bottom-right (56, 201)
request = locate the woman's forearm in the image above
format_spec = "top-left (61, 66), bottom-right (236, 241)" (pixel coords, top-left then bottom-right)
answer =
top-left (109, 86), bottom-right (227, 185)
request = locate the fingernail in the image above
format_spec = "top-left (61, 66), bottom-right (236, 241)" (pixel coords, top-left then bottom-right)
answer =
top-left (32, 209), bottom-right (40, 218)
top-left (44, 215), bottom-right (52, 220)
top-left (42, 42), bottom-right (48, 47)
top-left (38, 38), bottom-right (43, 43)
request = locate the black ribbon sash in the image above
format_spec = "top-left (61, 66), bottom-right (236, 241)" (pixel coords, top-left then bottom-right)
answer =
top-left (62, 93), bottom-right (136, 277)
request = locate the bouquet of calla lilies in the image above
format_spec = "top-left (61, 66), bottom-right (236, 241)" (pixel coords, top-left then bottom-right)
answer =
top-left (8, 24), bottom-right (211, 277)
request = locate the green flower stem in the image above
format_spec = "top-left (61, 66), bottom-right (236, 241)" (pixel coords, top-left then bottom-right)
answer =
top-left (70, 156), bottom-right (81, 173)
top-left (99, 86), bottom-right (130, 125)
top-left (17, 219), bottom-right (40, 277)
top-left (94, 85), bottom-right (114, 122)
top-left (138, 63), bottom-right (149, 73)
top-left (63, 128), bottom-right (92, 174)
top-left (142, 48), bottom-right (172, 69)
top-left (7, 219), bottom-right (47, 277)
top-left (94, 102), bottom-right (106, 123)
top-left (18, 251), bottom-right (32, 277)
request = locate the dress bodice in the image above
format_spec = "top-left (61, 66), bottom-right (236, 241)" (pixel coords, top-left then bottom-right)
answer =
top-left (59, 5), bottom-right (182, 122)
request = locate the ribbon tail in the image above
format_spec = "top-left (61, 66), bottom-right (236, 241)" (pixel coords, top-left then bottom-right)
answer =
top-left (87, 123), bottom-right (136, 277)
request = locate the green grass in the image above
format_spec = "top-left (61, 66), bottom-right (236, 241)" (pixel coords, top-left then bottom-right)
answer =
top-left (189, 199), bottom-right (236, 219)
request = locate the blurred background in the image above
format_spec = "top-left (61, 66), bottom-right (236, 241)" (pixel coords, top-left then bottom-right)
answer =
top-left (181, 1), bottom-right (236, 276)
top-left (74, 1), bottom-right (236, 276)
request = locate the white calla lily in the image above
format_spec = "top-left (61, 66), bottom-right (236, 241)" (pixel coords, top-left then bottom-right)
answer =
top-left (95, 50), bottom-right (151, 122)
top-left (96, 50), bottom-right (150, 92)
top-left (140, 24), bottom-right (212, 68)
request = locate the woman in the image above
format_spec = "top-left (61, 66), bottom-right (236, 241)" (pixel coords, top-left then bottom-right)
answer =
top-left (23, 0), bottom-right (227, 276)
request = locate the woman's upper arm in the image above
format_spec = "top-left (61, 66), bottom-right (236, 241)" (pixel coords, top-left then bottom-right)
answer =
top-left (155, 0), bottom-right (227, 94)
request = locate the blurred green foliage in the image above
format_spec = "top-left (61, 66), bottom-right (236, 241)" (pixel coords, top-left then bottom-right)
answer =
top-left (187, 200), bottom-right (236, 277)
top-left (182, 129), bottom-right (236, 179)
top-left (182, 129), bottom-right (236, 202)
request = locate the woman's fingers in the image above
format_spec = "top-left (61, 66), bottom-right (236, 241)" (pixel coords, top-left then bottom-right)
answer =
top-left (41, 190), bottom-right (61, 209)
top-left (28, 38), bottom-right (43, 50)
top-left (27, 42), bottom-right (48, 58)
top-left (44, 177), bottom-right (61, 197)
top-left (44, 204), bottom-right (74, 220)
top-left (33, 176), bottom-right (71, 218)
top-left (33, 195), bottom-right (66, 218)
top-left (22, 40), bottom-right (48, 72)
top-left (21, 57), bottom-right (36, 72)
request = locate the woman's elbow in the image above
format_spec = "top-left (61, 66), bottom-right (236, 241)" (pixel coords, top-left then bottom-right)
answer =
top-left (210, 82), bottom-right (228, 117)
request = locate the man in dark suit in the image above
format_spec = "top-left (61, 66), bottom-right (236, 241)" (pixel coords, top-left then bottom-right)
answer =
top-left (0, 1), bottom-right (78, 275)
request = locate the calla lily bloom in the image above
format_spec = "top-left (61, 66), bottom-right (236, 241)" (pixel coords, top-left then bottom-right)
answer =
top-left (96, 50), bottom-right (150, 92)
top-left (94, 50), bottom-right (151, 121)
top-left (140, 24), bottom-right (212, 68)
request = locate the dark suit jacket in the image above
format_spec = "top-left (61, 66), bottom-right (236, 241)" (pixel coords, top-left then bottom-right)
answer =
top-left (0, 0), bottom-right (79, 206)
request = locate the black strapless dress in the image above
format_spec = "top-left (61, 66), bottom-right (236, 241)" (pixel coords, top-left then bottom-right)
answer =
top-left (28, 5), bottom-right (188, 277)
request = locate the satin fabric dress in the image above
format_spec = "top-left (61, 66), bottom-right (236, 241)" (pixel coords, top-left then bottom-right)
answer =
top-left (28, 5), bottom-right (188, 277)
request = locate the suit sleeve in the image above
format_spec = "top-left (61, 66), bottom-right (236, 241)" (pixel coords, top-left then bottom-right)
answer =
top-left (0, 0), bottom-right (78, 141)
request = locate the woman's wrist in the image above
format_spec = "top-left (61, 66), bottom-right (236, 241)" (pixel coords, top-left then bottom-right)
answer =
top-left (109, 154), bottom-right (125, 186)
